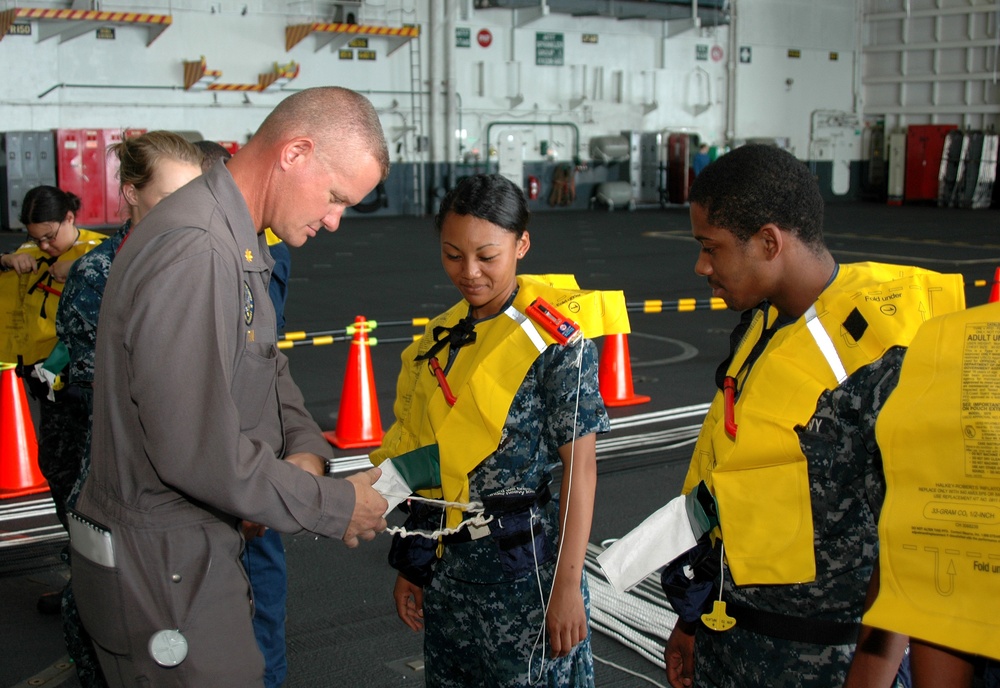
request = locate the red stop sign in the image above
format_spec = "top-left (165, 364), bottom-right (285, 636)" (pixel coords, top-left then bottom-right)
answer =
top-left (477, 29), bottom-right (492, 48)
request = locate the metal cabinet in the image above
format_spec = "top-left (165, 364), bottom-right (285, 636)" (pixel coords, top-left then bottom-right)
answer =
top-left (1, 131), bottom-right (57, 231)
top-left (56, 129), bottom-right (108, 227)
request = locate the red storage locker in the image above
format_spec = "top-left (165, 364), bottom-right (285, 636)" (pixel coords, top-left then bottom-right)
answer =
top-left (905, 124), bottom-right (957, 202)
top-left (102, 128), bottom-right (147, 226)
top-left (56, 128), bottom-right (107, 227)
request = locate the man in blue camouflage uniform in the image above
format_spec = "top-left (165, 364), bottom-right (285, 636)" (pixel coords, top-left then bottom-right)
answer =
top-left (195, 138), bottom-right (295, 688)
top-left (662, 145), bottom-right (962, 688)
top-left (687, 349), bottom-right (906, 688)
top-left (242, 233), bottom-right (294, 688)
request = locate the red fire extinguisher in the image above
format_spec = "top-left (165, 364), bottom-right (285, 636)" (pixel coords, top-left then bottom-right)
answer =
top-left (527, 175), bottom-right (540, 200)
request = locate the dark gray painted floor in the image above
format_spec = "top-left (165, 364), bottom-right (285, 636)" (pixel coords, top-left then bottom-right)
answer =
top-left (2, 200), bottom-right (998, 687)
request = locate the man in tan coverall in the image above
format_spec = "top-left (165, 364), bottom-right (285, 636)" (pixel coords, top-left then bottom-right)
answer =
top-left (71, 87), bottom-right (390, 687)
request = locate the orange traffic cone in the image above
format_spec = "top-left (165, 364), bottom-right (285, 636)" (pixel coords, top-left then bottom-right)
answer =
top-left (324, 316), bottom-right (385, 449)
top-left (598, 334), bottom-right (651, 407)
top-left (0, 363), bottom-right (47, 498)
top-left (989, 267), bottom-right (1000, 303)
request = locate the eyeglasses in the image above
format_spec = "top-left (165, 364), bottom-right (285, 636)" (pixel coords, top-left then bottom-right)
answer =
top-left (27, 222), bottom-right (62, 247)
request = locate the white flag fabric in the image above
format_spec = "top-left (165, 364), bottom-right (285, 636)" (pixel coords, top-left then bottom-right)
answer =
top-left (597, 495), bottom-right (697, 594)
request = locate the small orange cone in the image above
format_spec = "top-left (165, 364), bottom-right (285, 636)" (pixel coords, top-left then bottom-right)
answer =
top-left (989, 267), bottom-right (1000, 303)
top-left (0, 363), bottom-right (48, 498)
top-left (324, 316), bottom-right (385, 449)
top-left (598, 334), bottom-right (651, 407)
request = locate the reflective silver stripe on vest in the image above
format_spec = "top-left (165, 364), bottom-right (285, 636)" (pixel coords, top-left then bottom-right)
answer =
top-left (504, 305), bottom-right (547, 353)
top-left (805, 304), bottom-right (848, 384)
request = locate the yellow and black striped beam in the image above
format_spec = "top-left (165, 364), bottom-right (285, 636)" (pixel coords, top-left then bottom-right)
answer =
top-left (0, 7), bottom-right (171, 46)
top-left (285, 21), bottom-right (419, 55)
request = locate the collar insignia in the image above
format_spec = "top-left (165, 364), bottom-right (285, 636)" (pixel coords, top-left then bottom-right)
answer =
top-left (245, 249), bottom-right (253, 263)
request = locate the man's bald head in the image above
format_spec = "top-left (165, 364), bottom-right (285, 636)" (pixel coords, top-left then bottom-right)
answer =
top-left (254, 87), bottom-right (389, 181)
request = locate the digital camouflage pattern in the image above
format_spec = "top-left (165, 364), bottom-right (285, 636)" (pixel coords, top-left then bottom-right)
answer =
top-left (61, 580), bottom-right (105, 688)
top-left (64, 386), bottom-right (94, 511)
top-left (424, 560), bottom-right (593, 687)
top-left (395, 335), bottom-right (608, 687)
top-left (56, 220), bottom-right (130, 523)
top-left (695, 347), bottom-right (908, 687)
top-left (57, 221), bottom-right (130, 387)
top-left (19, 373), bottom-right (85, 529)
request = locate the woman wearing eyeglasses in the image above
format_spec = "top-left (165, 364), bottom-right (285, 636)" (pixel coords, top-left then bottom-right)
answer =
top-left (0, 187), bottom-right (105, 533)
top-left (0, 186), bottom-right (103, 282)
top-left (0, 186), bottom-right (105, 605)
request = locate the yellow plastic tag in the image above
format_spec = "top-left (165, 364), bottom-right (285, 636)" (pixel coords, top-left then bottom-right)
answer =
top-left (701, 600), bottom-right (736, 632)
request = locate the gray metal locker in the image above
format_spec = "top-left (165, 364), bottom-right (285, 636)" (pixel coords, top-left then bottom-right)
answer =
top-left (2, 131), bottom-right (57, 230)
top-left (638, 132), bottom-right (663, 205)
top-left (622, 130), bottom-right (641, 202)
top-left (621, 130), bottom-right (661, 206)
top-left (886, 131), bottom-right (906, 205)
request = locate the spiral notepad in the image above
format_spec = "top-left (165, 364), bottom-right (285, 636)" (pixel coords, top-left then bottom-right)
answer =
top-left (68, 509), bottom-right (116, 567)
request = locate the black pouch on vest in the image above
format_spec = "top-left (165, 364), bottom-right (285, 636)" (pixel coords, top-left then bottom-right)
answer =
top-left (387, 501), bottom-right (440, 587)
top-left (490, 506), bottom-right (553, 581)
top-left (481, 484), bottom-right (554, 580)
top-left (660, 537), bottom-right (722, 623)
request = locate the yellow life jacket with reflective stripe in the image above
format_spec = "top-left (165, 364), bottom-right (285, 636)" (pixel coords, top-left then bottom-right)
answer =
top-left (865, 301), bottom-right (1000, 660)
top-left (0, 230), bottom-right (105, 365)
top-left (683, 262), bottom-right (965, 586)
top-left (371, 274), bottom-right (629, 529)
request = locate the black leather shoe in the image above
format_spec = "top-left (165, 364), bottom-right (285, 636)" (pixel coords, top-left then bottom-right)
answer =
top-left (36, 590), bottom-right (62, 615)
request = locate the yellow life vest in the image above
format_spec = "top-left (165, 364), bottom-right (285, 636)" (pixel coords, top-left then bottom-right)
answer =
top-left (371, 274), bottom-right (629, 530)
top-left (865, 301), bottom-right (1000, 660)
top-left (0, 230), bottom-right (105, 365)
top-left (683, 262), bottom-right (965, 586)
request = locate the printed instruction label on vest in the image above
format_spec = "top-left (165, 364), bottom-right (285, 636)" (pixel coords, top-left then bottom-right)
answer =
top-left (907, 323), bottom-right (1000, 544)
top-left (961, 321), bottom-right (1000, 477)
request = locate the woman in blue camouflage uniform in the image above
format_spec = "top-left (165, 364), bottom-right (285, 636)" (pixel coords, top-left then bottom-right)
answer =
top-left (0, 186), bottom-right (106, 619)
top-left (55, 130), bottom-right (202, 688)
top-left (0, 187), bottom-right (106, 530)
top-left (376, 174), bottom-right (609, 687)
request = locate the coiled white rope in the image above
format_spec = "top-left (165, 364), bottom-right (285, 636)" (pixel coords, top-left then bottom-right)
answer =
top-left (585, 542), bottom-right (677, 678)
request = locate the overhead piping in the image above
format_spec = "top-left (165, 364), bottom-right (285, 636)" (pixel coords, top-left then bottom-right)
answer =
top-left (38, 83), bottom-right (184, 98)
